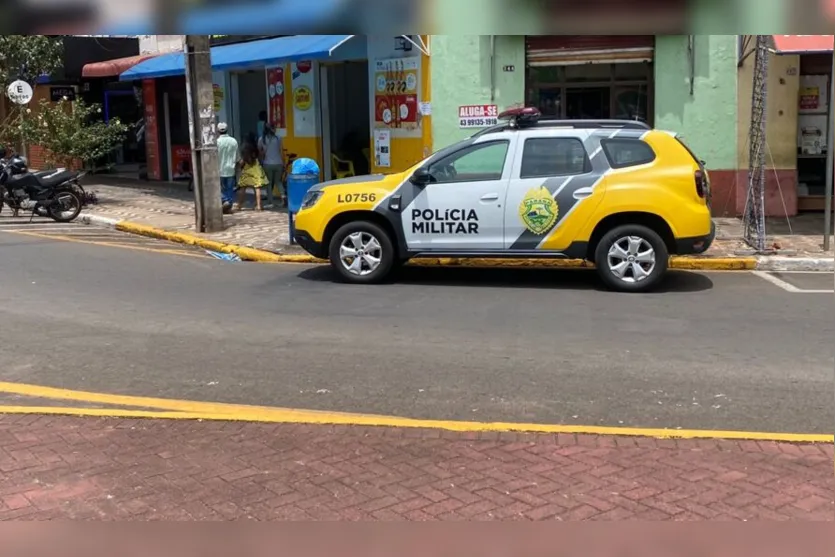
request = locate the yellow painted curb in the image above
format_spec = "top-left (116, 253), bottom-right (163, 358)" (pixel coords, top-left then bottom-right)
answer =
top-left (0, 382), bottom-right (829, 444)
top-left (111, 220), bottom-right (757, 271)
top-left (669, 257), bottom-right (757, 271)
top-left (114, 221), bottom-right (289, 263)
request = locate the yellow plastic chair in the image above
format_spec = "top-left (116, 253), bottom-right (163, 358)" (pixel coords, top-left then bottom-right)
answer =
top-left (332, 153), bottom-right (355, 179)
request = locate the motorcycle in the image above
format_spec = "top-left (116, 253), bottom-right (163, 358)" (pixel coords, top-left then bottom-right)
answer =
top-left (0, 152), bottom-right (85, 223)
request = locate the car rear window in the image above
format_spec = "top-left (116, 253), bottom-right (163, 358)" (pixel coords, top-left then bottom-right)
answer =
top-left (600, 138), bottom-right (656, 169)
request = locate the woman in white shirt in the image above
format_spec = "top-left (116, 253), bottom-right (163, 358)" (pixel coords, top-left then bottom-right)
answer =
top-left (258, 124), bottom-right (284, 208)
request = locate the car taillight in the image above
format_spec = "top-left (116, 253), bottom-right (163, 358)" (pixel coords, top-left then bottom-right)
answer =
top-left (694, 170), bottom-right (706, 198)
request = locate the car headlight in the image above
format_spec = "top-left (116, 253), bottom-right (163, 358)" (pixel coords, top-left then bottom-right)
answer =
top-left (300, 190), bottom-right (323, 210)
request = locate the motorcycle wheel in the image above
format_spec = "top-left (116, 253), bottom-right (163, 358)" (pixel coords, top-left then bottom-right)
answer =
top-left (47, 189), bottom-right (83, 223)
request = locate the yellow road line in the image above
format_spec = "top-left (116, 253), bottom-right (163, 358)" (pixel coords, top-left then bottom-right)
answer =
top-left (3, 230), bottom-right (206, 258)
top-left (0, 381), bottom-right (829, 443)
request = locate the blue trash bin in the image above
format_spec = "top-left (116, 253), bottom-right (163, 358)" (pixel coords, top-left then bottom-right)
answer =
top-left (286, 158), bottom-right (320, 244)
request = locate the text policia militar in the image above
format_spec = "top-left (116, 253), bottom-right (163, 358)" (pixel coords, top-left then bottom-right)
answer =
top-left (412, 209), bottom-right (479, 234)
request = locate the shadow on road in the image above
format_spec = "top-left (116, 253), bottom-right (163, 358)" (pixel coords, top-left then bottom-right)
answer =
top-left (298, 265), bottom-right (714, 293)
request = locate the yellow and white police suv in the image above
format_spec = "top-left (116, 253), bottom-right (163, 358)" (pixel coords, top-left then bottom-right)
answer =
top-left (293, 107), bottom-right (714, 292)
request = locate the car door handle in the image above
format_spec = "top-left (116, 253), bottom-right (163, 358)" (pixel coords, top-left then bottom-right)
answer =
top-left (573, 187), bottom-right (594, 200)
top-left (480, 193), bottom-right (500, 201)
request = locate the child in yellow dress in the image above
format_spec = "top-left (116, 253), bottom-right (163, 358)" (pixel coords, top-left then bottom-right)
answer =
top-left (236, 141), bottom-right (268, 211)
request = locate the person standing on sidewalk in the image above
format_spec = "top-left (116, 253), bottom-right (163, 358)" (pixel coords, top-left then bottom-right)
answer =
top-left (217, 122), bottom-right (239, 213)
top-left (258, 124), bottom-right (284, 208)
top-left (256, 111), bottom-right (268, 141)
top-left (236, 141), bottom-right (268, 212)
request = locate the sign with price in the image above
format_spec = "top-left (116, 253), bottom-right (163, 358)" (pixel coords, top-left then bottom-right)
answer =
top-left (458, 105), bottom-right (499, 128)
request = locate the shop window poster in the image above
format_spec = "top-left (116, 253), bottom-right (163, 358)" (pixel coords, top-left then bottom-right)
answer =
top-left (292, 61), bottom-right (316, 138)
top-left (266, 67), bottom-right (285, 130)
top-left (374, 57), bottom-right (419, 132)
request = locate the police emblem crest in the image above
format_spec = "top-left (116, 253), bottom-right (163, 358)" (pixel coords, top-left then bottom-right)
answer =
top-left (519, 186), bottom-right (559, 235)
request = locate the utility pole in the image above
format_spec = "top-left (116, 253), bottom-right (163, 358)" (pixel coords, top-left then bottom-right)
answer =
top-left (823, 52), bottom-right (834, 252)
top-left (743, 35), bottom-right (769, 252)
top-left (183, 35), bottom-right (223, 233)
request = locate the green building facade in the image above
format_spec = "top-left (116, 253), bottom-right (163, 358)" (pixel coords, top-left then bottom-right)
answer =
top-left (428, 35), bottom-right (740, 204)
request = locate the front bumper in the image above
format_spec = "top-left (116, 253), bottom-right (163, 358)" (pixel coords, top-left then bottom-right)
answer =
top-left (294, 229), bottom-right (326, 259)
top-left (675, 221), bottom-right (716, 255)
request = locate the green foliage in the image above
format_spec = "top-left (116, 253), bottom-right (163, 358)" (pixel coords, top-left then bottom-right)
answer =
top-left (0, 35), bottom-right (63, 86)
top-left (1, 99), bottom-right (128, 169)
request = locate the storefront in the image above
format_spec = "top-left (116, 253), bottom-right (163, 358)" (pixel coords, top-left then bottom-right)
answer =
top-left (17, 36), bottom-right (141, 171)
top-left (119, 35), bottom-right (432, 183)
top-left (82, 54), bottom-right (159, 173)
top-left (525, 36), bottom-right (654, 123)
top-left (777, 37), bottom-right (834, 212)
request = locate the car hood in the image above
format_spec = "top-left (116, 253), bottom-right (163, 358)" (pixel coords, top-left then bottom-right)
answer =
top-left (309, 171), bottom-right (409, 193)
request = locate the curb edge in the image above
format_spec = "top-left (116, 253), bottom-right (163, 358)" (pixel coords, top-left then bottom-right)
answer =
top-left (80, 215), bottom-right (830, 272)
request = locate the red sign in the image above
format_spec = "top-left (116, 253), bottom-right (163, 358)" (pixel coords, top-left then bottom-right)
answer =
top-left (266, 67), bottom-right (285, 130)
top-left (772, 35), bottom-right (834, 54)
top-left (142, 79), bottom-right (161, 181)
top-left (171, 145), bottom-right (192, 180)
top-left (458, 105), bottom-right (499, 118)
top-left (296, 60), bottom-right (312, 73)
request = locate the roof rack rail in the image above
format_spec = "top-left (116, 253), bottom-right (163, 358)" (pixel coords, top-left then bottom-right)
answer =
top-left (471, 118), bottom-right (652, 138)
top-left (535, 119), bottom-right (651, 130)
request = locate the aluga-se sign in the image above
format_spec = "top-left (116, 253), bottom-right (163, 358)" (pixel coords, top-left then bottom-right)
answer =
top-left (458, 104), bottom-right (499, 128)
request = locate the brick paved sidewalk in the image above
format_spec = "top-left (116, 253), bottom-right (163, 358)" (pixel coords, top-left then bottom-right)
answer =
top-left (78, 179), bottom-right (831, 259)
top-left (0, 415), bottom-right (831, 521)
top-left (82, 180), bottom-right (293, 254)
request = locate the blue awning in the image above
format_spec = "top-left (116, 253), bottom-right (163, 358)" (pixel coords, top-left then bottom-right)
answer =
top-left (120, 35), bottom-right (356, 81)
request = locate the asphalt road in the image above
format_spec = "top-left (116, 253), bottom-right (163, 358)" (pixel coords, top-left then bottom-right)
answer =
top-left (0, 225), bottom-right (832, 434)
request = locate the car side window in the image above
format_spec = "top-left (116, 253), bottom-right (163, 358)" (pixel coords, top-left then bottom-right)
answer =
top-left (428, 140), bottom-right (510, 184)
top-left (520, 138), bottom-right (590, 179)
top-left (601, 138), bottom-right (656, 168)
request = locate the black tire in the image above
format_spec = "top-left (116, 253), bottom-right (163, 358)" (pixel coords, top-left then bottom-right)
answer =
top-left (594, 224), bottom-right (668, 293)
top-left (47, 189), bottom-right (83, 223)
top-left (328, 220), bottom-right (395, 284)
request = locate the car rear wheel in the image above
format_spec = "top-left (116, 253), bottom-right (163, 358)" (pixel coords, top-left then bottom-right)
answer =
top-left (329, 221), bottom-right (395, 284)
top-left (594, 224), bottom-right (668, 292)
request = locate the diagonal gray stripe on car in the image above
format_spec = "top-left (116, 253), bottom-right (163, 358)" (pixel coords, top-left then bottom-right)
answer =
top-left (509, 129), bottom-right (622, 251)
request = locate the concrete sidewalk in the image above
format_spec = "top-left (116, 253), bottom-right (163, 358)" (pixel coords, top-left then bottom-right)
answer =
top-left (76, 178), bottom-right (833, 268)
top-left (0, 415), bottom-right (831, 521)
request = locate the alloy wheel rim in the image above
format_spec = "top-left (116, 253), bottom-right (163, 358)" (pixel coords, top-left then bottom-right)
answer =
top-left (606, 235), bottom-right (656, 283)
top-left (340, 231), bottom-right (383, 276)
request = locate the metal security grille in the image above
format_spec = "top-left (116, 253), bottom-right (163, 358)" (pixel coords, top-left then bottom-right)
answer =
top-left (743, 35), bottom-right (769, 251)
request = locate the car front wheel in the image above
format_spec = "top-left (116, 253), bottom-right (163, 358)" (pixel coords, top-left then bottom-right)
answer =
top-left (329, 221), bottom-right (395, 284)
top-left (594, 224), bottom-right (668, 292)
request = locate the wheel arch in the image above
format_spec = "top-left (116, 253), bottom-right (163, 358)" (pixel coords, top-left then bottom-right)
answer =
top-left (586, 212), bottom-right (676, 262)
top-left (323, 210), bottom-right (404, 258)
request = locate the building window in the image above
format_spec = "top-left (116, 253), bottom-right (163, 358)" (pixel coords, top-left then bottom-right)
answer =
top-left (526, 62), bottom-right (653, 124)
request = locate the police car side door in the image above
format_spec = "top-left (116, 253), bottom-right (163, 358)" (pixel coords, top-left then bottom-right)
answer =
top-left (503, 129), bottom-right (595, 251)
top-left (403, 135), bottom-right (516, 251)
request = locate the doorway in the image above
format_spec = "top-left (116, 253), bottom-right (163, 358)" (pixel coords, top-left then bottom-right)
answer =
top-left (320, 61), bottom-right (370, 180)
top-left (104, 88), bottom-right (144, 168)
top-left (233, 70), bottom-right (268, 145)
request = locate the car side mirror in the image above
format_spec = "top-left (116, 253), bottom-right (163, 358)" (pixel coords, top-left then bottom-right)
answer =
top-left (410, 167), bottom-right (433, 186)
